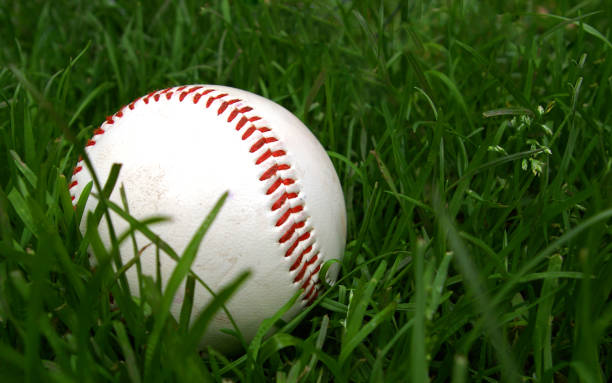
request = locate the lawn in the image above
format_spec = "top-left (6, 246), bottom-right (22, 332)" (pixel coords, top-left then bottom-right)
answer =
top-left (1, 0), bottom-right (611, 382)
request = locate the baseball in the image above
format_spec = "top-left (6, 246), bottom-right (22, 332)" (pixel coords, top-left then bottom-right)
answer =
top-left (69, 85), bottom-right (346, 353)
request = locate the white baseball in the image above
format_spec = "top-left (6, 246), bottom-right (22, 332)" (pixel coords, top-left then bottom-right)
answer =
top-left (70, 85), bottom-right (346, 352)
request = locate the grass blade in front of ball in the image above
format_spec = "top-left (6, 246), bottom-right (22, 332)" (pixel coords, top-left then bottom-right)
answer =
top-left (181, 271), bottom-right (250, 356)
top-left (143, 191), bottom-right (229, 379)
top-left (246, 289), bottom-right (300, 374)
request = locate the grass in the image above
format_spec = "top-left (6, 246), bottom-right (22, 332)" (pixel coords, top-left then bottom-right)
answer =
top-left (1, 0), bottom-right (612, 381)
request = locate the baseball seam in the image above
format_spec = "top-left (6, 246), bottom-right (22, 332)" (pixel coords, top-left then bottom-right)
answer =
top-left (69, 85), bottom-right (323, 304)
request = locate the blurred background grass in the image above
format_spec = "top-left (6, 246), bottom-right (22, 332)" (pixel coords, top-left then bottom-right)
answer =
top-left (1, 0), bottom-right (612, 382)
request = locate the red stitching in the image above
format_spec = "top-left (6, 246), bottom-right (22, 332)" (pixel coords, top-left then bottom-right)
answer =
top-left (235, 115), bottom-right (260, 131)
top-left (286, 232), bottom-right (311, 259)
top-left (217, 99), bottom-right (240, 115)
top-left (306, 289), bottom-right (319, 304)
top-left (290, 244), bottom-right (312, 268)
top-left (275, 205), bottom-right (303, 227)
top-left (228, 106), bottom-right (252, 122)
top-left (256, 149), bottom-right (285, 165)
top-left (242, 126), bottom-right (256, 140)
top-left (303, 282), bottom-right (318, 300)
top-left (128, 97), bottom-right (140, 110)
top-left (143, 91), bottom-right (157, 104)
top-left (272, 192), bottom-right (298, 211)
top-left (294, 253), bottom-right (318, 283)
top-left (179, 86), bottom-right (203, 101)
top-left (236, 116), bottom-right (248, 130)
top-left (259, 164), bottom-right (290, 181)
top-left (301, 263), bottom-right (321, 290)
top-left (266, 177), bottom-right (294, 195)
top-left (187, 85), bottom-right (203, 93)
top-left (279, 221), bottom-right (305, 243)
top-left (71, 86), bottom-right (325, 305)
top-left (250, 137), bottom-right (278, 153)
top-left (158, 88), bottom-right (173, 99)
top-left (206, 93), bottom-right (228, 108)
top-left (192, 88), bottom-right (215, 104)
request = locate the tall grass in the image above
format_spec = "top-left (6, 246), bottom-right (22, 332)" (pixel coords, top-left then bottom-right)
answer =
top-left (1, 1), bottom-right (611, 382)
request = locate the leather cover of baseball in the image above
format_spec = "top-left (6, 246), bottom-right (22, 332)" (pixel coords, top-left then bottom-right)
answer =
top-left (70, 85), bottom-right (346, 353)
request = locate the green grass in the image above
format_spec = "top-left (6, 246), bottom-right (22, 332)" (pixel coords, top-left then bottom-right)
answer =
top-left (1, 0), bottom-right (612, 381)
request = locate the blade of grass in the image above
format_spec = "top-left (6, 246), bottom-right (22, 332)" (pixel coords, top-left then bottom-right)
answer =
top-left (143, 191), bottom-right (228, 378)
top-left (113, 320), bottom-right (141, 383)
top-left (410, 238), bottom-right (428, 382)
top-left (10, 150), bottom-right (37, 187)
top-left (340, 260), bottom-right (387, 364)
top-left (182, 271), bottom-right (250, 354)
top-left (247, 289), bottom-right (300, 370)
top-left (68, 82), bottom-right (113, 127)
top-left (533, 254), bottom-right (563, 382)
top-left (426, 69), bottom-right (473, 130)
top-left (492, 208), bottom-right (612, 308)
top-left (433, 190), bottom-right (520, 382)
top-left (339, 300), bottom-right (396, 365)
